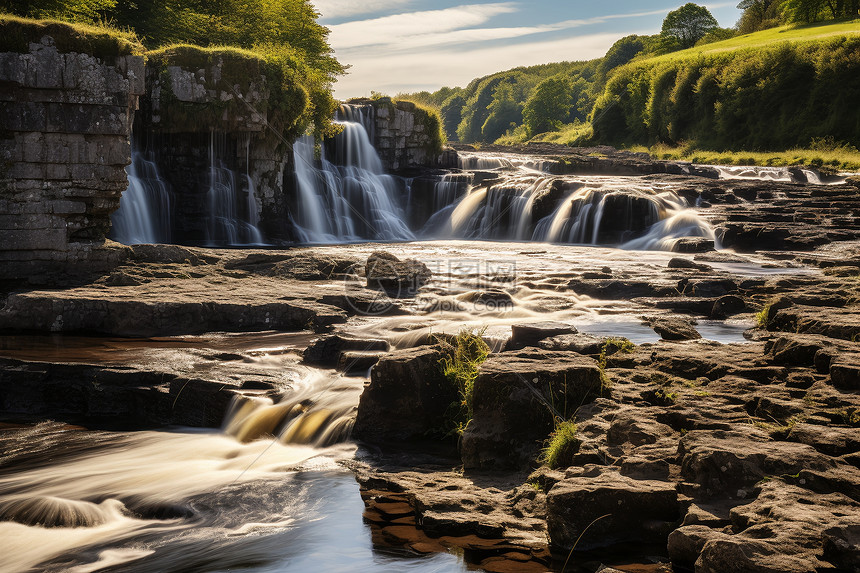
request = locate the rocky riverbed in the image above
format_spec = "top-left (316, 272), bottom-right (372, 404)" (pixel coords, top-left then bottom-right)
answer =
top-left (1, 166), bottom-right (859, 572)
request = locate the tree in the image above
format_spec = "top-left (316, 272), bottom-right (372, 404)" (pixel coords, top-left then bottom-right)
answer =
top-left (661, 3), bottom-right (719, 49)
top-left (2, 0), bottom-right (117, 23)
top-left (481, 82), bottom-right (522, 142)
top-left (440, 93), bottom-right (466, 141)
top-left (522, 75), bottom-right (572, 137)
top-left (599, 35), bottom-right (646, 78)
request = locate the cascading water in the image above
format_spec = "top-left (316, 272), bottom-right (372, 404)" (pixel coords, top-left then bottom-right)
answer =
top-left (110, 150), bottom-right (173, 245)
top-left (418, 159), bottom-right (716, 249)
top-left (206, 131), bottom-right (265, 246)
top-left (291, 107), bottom-right (414, 243)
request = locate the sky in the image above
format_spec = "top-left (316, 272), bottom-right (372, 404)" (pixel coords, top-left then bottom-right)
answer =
top-left (312, 1), bottom-right (743, 99)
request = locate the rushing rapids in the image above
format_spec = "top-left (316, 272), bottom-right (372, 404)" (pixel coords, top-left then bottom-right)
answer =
top-left (108, 104), bottom-right (730, 250)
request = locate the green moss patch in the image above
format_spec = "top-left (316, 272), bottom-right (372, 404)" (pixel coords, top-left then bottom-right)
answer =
top-left (145, 44), bottom-right (311, 140)
top-left (0, 14), bottom-right (143, 57)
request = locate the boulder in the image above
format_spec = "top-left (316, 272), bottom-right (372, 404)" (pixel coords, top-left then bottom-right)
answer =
top-left (365, 251), bottom-right (431, 296)
top-left (831, 362), bottom-right (860, 390)
top-left (547, 466), bottom-right (680, 552)
top-left (668, 257), bottom-right (712, 271)
top-left (303, 334), bottom-right (389, 367)
top-left (671, 238), bottom-right (715, 253)
top-left (460, 349), bottom-right (603, 469)
top-left (336, 351), bottom-right (385, 375)
top-left (538, 333), bottom-right (606, 355)
top-left (647, 317), bottom-right (701, 341)
top-left (353, 346), bottom-right (453, 443)
top-left (508, 321), bottom-right (577, 348)
top-left (678, 429), bottom-right (838, 497)
top-left (710, 295), bottom-right (746, 319)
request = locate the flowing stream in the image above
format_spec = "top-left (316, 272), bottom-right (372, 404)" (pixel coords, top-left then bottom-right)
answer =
top-left (0, 240), bottom-right (818, 571)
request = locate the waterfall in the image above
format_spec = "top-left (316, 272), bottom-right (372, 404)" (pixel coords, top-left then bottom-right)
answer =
top-left (458, 153), bottom-right (514, 170)
top-left (110, 151), bottom-right (172, 245)
top-left (206, 131), bottom-right (265, 246)
top-left (291, 118), bottom-right (414, 243)
top-left (222, 371), bottom-right (359, 447)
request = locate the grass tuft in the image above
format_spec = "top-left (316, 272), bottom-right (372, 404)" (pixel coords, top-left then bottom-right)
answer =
top-left (436, 328), bottom-right (490, 436)
top-left (539, 419), bottom-right (579, 469)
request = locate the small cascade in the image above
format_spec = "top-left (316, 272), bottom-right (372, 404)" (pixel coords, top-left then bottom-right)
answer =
top-left (458, 153), bottom-right (514, 170)
top-left (291, 118), bottom-right (414, 243)
top-left (713, 165), bottom-right (793, 182)
top-left (534, 188), bottom-right (664, 245)
top-left (222, 372), bottom-right (360, 447)
top-left (110, 151), bottom-right (172, 245)
top-left (437, 177), bottom-right (552, 240)
top-left (206, 131), bottom-right (265, 246)
top-left (432, 173), bottom-right (471, 213)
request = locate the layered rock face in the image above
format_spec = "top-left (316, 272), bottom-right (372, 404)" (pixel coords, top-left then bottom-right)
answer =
top-left (0, 36), bottom-right (144, 280)
top-left (139, 49), bottom-right (295, 242)
top-left (343, 98), bottom-right (455, 171)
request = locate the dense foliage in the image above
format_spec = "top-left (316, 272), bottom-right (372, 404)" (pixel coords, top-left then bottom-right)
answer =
top-left (0, 0), bottom-right (343, 137)
top-left (737, 0), bottom-right (860, 32)
top-left (590, 34), bottom-right (860, 149)
top-left (401, 60), bottom-right (601, 144)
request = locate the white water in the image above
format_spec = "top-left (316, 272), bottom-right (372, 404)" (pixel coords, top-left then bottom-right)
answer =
top-left (292, 111), bottom-right (414, 243)
top-left (110, 151), bottom-right (172, 245)
top-left (206, 131), bottom-right (265, 246)
top-left (421, 161), bottom-right (715, 250)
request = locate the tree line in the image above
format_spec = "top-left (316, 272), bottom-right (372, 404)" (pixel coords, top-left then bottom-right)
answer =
top-left (0, 0), bottom-right (344, 137)
top-left (400, 2), bottom-right (859, 149)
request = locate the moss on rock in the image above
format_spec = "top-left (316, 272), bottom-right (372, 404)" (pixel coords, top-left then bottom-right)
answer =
top-left (0, 14), bottom-right (143, 58)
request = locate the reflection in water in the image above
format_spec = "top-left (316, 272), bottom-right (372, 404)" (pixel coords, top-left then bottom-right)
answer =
top-left (0, 423), bottom-right (467, 573)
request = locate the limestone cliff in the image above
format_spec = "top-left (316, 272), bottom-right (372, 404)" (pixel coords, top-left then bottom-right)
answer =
top-left (0, 21), bottom-right (145, 281)
top-left (344, 98), bottom-right (455, 172)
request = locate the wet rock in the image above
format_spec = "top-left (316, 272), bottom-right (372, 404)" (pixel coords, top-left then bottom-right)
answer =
top-left (831, 362), bottom-right (860, 390)
top-left (508, 322), bottom-right (577, 348)
top-left (668, 257), bottom-right (712, 271)
top-left (710, 295), bottom-right (745, 319)
top-left (0, 289), bottom-right (348, 337)
top-left (689, 278), bottom-right (739, 298)
top-left (365, 252), bottom-right (431, 296)
top-left (566, 279), bottom-right (668, 299)
top-left (667, 525), bottom-right (716, 566)
top-left (646, 317), bottom-right (701, 341)
top-left (538, 333), bottom-right (606, 355)
top-left (0, 358), bottom-right (237, 428)
top-left (303, 334), bottom-right (389, 367)
top-left (547, 466), bottom-right (680, 552)
top-left (457, 289), bottom-right (514, 309)
top-left (461, 350), bottom-right (603, 469)
top-left (353, 346), bottom-right (453, 443)
top-left (337, 351), bottom-right (385, 375)
top-left (823, 524), bottom-right (860, 571)
top-left (671, 238), bottom-right (714, 253)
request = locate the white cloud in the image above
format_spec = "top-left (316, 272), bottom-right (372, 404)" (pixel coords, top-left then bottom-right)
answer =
top-left (327, 3), bottom-right (519, 49)
top-left (333, 32), bottom-right (626, 98)
top-left (311, 0), bottom-right (414, 19)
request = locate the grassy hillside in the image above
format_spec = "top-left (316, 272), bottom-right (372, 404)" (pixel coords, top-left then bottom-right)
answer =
top-left (590, 19), bottom-right (860, 151)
